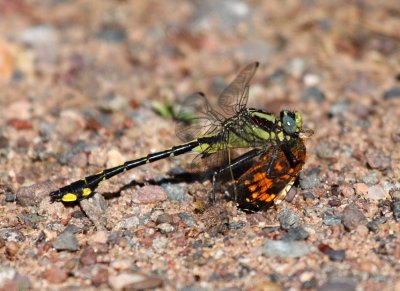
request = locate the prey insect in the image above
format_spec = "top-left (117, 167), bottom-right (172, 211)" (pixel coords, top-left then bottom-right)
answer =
top-left (50, 62), bottom-right (313, 211)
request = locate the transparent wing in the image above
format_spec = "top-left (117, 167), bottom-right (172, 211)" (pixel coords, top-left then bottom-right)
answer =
top-left (175, 92), bottom-right (224, 142)
top-left (217, 62), bottom-right (259, 117)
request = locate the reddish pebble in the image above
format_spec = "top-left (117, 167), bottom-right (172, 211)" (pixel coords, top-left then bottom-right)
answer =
top-left (354, 183), bottom-right (368, 196)
top-left (80, 246), bottom-right (97, 266)
top-left (131, 185), bottom-right (167, 204)
top-left (43, 266), bottom-right (68, 284)
top-left (5, 241), bottom-right (19, 257)
top-left (7, 118), bottom-right (33, 130)
top-left (92, 268), bottom-right (109, 286)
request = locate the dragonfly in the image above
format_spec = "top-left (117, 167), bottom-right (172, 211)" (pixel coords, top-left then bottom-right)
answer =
top-left (49, 62), bottom-right (313, 211)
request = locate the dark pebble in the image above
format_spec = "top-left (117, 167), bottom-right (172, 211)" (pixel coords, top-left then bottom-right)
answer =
top-left (302, 86), bottom-right (326, 102)
top-left (16, 180), bottom-right (56, 206)
top-left (4, 187), bottom-right (16, 202)
top-left (367, 216), bottom-right (387, 232)
top-left (318, 277), bottom-right (356, 291)
top-left (324, 249), bottom-right (346, 261)
top-left (282, 226), bottom-right (309, 241)
top-left (96, 26), bottom-right (127, 43)
top-left (302, 278), bottom-right (318, 289)
top-left (366, 150), bottom-right (391, 170)
top-left (303, 192), bottom-right (315, 200)
top-left (53, 230), bottom-right (79, 251)
top-left (227, 221), bottom-right (246, 230)
top-left (156, 213), bottom-right (173, 225)
top-left (391, 200), bottom-right (400, 222)
top-left (299, 172), bottom-right (321, 189)
top-left (278, 208), bottom-right (301, 230)
top-left (383, 87), bottom-right (400, 100)
top-left (342, 204), bottom-right (367, 231)
top-left (322, 209), bottom-right (342, 226)
top-left (328, 198), bottom-right (341, 207)
top-left (178, 212), bottom-right (196, 227)
top-left (0, 228), bottom-right (26, 242)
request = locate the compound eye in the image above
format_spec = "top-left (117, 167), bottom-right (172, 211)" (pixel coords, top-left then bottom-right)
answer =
top-left (282, 115), bottom-right (297, 134)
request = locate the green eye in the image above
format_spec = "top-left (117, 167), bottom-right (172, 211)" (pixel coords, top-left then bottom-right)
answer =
top-left (282, 115), bottom-right (297, 134)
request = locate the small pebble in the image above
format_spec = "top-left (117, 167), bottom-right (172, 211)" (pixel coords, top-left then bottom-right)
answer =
top-left (360, 171), bottom-right (380, 185)
top-left (366, 150), bottom-right (391, 170)
top-left (366, 185), bottom-right (387, 201)
top-left (90, 231), bottom-right (109, 244)
top-left (354, 183), bottom-right (368, 196)
top-left (161, 183), bottom-right (187, 202)
top-left (322, 210), bottom-right (342, 226)
top-left (302, 86), bottom-right (326, 103)
top-left (111, 259), bottom-right (132, 271)
top-left (282, 226), bottom-right (310, 241)
top-left (53, 230), bottom-right (79, 251)
top-left (108, 273), bottom-right (162, 290)
top-left (318, 277), bottom-right (356, 291)
top-left (156, 213), bottom-right (173, 225)
top-left (16, 180), bottom-right (56, 207)
top-left (157, 223), bottom-right (175, 234)
top-left (80, 246), bottom-right (97, 266)
top-left (342, 204), bottom-right (367, 231)
top-left (340, 186), bottom-right (355, 197)
top-left (116, 216), bottom-right (140, 230)
top-left (303, 74), bottom-right (320, 86)
top-left (278, 208), bottom-right (301, 230)
top-left (152, 236), bottom-right (169, 251)
top-left (131, 185), bottom-right (168, 204)
top-left (391, 200), bottom-right (400, 222)
top-left (5, 241), bottom-right (19, 257)
top-left (96, 26), bottom-right (127, 43)
top-left (91, 268), bottom-right (109, 286)
top-left (42, 266), bottom-right (68, 284)
top-left (299, 172), bottom-right (321, 189)
top-left (319, 244), bottom-right (346, 261)
top-left (329, 101), bottom-right (350, 117)
top-left (178, 212), bottom-right (196, 227)
top-left (328, 197), bottom-right (341, 207)
top-left (287, 58), bottom-right (308, 78)
top-left (0, 228), bottom-right (26, 242)
top-left (263, 240), bottom-right (311, 258)
top-left (383, 87), bottom-right (400, 100)
top-left (315, 140), bottom-right (339, 160)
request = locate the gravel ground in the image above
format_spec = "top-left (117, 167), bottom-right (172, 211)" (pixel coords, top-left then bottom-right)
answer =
top-left (0, 0), bottom-right (399, 290)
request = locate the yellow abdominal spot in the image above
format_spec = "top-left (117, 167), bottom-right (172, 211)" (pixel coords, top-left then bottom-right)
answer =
top-left (62, 193), bottom-right (78, 202)
top-left (82, 188), bottom-right (92, 197)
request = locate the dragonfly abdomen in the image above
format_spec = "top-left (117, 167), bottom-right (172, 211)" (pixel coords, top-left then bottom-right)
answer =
top-left (49, 137), bottom-right (219, 203)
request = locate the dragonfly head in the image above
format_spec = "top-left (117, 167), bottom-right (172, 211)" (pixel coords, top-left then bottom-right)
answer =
top-left (280, 110), bottom-right (302, 134)
top-left (280, 110), bottom-right (314, 139)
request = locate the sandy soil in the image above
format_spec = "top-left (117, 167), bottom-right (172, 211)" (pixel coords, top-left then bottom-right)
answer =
top-left (0, 0), bottom-right (399, 290)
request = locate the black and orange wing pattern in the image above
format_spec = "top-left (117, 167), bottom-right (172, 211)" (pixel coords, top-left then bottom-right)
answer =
top-left (235, 139), bottom-right (307, 211)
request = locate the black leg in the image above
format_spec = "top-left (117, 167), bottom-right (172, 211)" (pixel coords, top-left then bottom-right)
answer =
top-left (210, 148), bottom-right (262, 203)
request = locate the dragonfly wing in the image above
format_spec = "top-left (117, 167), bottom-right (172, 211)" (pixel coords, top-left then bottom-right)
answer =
top-left (175, 92), bottom-right (223, 142)
top-left (217, 62), bottom-right (259, 117)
